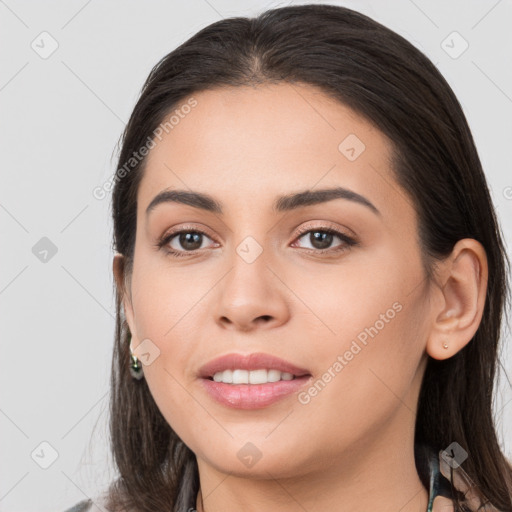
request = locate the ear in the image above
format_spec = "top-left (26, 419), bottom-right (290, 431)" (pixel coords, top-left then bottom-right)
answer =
top-left (113, 253), bottom-right (137, 345)
top-left (426, 239), bottom-right (488, 360)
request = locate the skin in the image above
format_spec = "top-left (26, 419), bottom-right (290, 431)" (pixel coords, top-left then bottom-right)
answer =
top-left (113, 82), bottom-right (488, 512)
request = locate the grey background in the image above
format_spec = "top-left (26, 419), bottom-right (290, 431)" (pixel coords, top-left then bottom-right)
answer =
top-left (1, 1), bottom-right (511, 510)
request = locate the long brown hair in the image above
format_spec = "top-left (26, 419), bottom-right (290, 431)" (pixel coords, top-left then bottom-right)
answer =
top-left (107, 4), bottom-right (512, 511)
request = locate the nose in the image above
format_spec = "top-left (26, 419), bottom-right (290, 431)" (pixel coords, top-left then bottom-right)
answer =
top-left (213, 244), bottom-right (291, 332)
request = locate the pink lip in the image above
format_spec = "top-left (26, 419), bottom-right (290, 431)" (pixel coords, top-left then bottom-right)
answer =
top-left (198, 352), bottom-right (310, 378)
top-left (200, 377), bottom-right (312, 409)
top-left (197, 352), bottom-right (312, 409)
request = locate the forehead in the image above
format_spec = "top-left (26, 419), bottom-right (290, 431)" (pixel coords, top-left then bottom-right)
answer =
top-left (137, 82), bottom-right (398, 218)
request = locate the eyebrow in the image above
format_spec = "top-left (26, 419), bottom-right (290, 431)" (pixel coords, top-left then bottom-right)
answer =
top-left (145, 186), bottom-right (380, 217)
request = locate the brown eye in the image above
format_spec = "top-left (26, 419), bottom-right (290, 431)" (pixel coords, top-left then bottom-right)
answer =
top-left (157, 228), bottom-right (217, 258)
top-left (293, 226), bottom-right (358, 255)
top-left (301, 230), bottom-right (336, 250)
top-left (172, 232), bottom-right (206, 251)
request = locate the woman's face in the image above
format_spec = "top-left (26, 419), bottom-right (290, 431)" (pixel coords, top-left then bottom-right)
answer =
top-left (120, 83), bottom-right (433, 479)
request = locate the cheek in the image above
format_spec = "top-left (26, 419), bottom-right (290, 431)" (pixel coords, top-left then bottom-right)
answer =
top-left (130, 248), bottom-right (209, 340)
top-left (128, 255), bottom-right (219, 394)
top-left (290, 247), bottom-right (426, 419)
top-left (292, 303), bottom-right (425, 457)
top-left (307, 281), bottom-right (421, 441)
top-left (286, 245), bottom-right (416, 351)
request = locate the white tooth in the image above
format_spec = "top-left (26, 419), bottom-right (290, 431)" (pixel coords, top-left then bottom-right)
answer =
top-left (267, 369), bottom-right (281, 382)
top-left (212, 369), bottom-right (298, 384)
top-left (232, 369), bottom-right (249, 384)
top-left (249, 369), bottom-right (268, 384)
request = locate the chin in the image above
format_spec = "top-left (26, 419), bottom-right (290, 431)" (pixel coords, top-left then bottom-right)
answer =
top-left (194, 440), bottom-right (316, 480)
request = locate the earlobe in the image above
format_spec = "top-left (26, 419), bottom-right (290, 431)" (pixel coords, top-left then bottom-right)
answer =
top-left (425, 239), bottom-right (488, 361)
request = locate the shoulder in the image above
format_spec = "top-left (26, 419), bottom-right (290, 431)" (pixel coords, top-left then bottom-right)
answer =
top-left (62, 498), bottom-right (93, 512)
top-left (62, 496), bottom-right (113, 512)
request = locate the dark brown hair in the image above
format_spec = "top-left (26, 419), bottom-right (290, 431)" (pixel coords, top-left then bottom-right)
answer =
top-left (107, 4), bottom-right (512, 511)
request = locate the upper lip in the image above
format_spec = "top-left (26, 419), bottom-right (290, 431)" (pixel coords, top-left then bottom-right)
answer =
top-left (198, 352), bottom-right (311, 379)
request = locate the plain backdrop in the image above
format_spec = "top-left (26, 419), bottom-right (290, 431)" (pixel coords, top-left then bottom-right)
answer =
top-left (1, 1), bottom-right (511, 511)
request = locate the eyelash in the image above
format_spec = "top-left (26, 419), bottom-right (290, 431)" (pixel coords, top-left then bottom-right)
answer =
top-left (156, 224), bottom-right (358, 259)
top-left (155, 226), bottom-right (218, 259)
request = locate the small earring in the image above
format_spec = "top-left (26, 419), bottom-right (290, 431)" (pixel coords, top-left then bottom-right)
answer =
top-left (128, 332), bottom-right (144, 380)
top-left (130, 353), bottom-right (144, 380)
top-left (442, 342), bottom-right (449, 349)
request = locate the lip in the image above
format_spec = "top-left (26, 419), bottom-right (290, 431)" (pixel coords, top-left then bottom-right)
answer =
top-left (197, 352), bottom-right (312, 410)
top-left (198, 352), bottom-right (310, 379)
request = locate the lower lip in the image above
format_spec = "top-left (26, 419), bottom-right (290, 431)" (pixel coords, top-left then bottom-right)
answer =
top-left (200, 375), bottom-right (312, 409)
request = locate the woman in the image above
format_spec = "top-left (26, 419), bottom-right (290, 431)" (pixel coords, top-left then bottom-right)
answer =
top-left (65, 4), bottom-right (512, 511)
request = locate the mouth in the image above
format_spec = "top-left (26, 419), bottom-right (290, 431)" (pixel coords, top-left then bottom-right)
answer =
top-left (198, 351), bottom-right (311, 380)
top-left (198, 352), bottom-right (312, 409)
